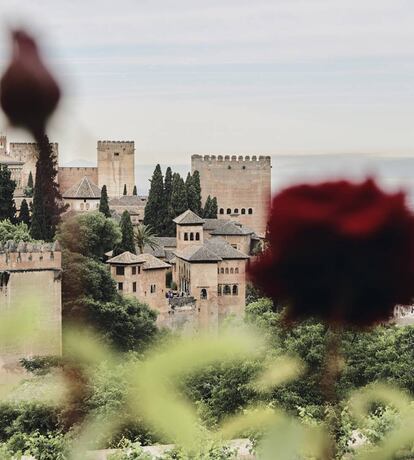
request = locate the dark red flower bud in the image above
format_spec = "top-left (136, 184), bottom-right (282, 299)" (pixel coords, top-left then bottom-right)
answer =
top-left (0, 30), bottom-right (60, 137)
top-left (249, 178), bottom-right (414, 327)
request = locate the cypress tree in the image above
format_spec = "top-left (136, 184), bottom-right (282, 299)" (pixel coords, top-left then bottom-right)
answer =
top-left (143, 164), bottom-right (165, 235)
top-left (133, 185), bottom-right (137, 196)
top-left (18, 199), bottom-right (31, 226)
top-left (210, 197), bottom-right (218, 218)
top-left (163, 167), bottom-right (174, 236)
top-left (30, 135), bottom-right (64, 241)
top-left (192, 170), bottom-right (202, 215)
top-left (203, 195), bottom-right (212, 218)
top-left (27, 171), bottom-right (34, 189)
top-left (99, 185), bottom-right (111, 217)
top-left (123, 184), bottom-right (127, 196)
top-left (0, 165), bottom-right (16, 222)
top-left (171, 173), bottom-right (188, 219)
top-left (114, 210), bottom-right (135, 255)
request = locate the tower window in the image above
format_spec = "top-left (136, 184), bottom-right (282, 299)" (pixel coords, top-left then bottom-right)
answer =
top-left (114, 152), bottom-right (119, 156)
top-left (195, 232), bottom-right (200, 241)
top-left (116, 266), bottom-right (125, 276)
top-left (234, 208), bottom-right (239, 214)
top-left (226, 208), bottom-right (231, 214)
top-left (200, 288), bottom-right (207, 300)
top-left (190, 233), bottom-right (194, 241)
top-left (133, 282), bottom-right (137, 292)
top-left (219, 208), bottom-right (224, 214)
top-left (184, 233), bottom-right (188, 241)
top-left (225, 268), bottom-right (229, 274)
top-left (248, 208), bottom-right (253, 215)
top-left (241, 208), bottom-right (246, 214)
top-left (224, 285), bottom-right (231, 295)
top-left (235, 267), bottom-right (239, 274)
top-left (132, 266), bottom-right (137, 275)
top-left (232, 285), bottom-right (238, 295)
top-left (118, 282), bottom-right (123, 291)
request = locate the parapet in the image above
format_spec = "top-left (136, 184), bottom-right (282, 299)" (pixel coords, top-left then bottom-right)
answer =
top-left (191, 154), bottom-right (271, 165)
top-left (0, 240), bottom-right (61, 271)
top-left (97, 140), bottom-right (134, 146)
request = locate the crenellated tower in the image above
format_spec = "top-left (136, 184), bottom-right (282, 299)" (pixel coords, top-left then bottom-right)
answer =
top-left (97, 140), bottom-right (135, 198)
top-left (191, 155), bottom-right (271, 236)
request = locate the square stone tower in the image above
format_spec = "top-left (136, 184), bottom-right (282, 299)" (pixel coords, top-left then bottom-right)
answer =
top-left (97, 141), bottom-right (135, 198)
top-left (191, 155), bottom-right (271, 236)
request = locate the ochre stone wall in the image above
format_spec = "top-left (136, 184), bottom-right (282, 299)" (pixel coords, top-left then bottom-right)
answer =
top-left (0, 250), bottom-right (62, 365)
top-left (192, 155), bottom-right (271, 236)
top-left (10, 142), bottom-right (59, 192)
top-left (217, 259), bottom-right (246, 322)
top-left (97, 141), bottom-right (135, 198)
top-left (58, 167), bottom-right (98, 195)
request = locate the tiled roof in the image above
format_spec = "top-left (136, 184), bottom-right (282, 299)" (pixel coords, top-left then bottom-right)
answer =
top-left (202, 218), bottom-right (230, 231)
top-left (109, 195), bottom-right (147, 206)
top-left (106, 251), bottom-right (170, 270)
top-left (175, 245), bottom-right (222, 262)
top-left (63, 176), bottom-right (101, 198)
top-left (154, 237), bottom-right (177, 248)
top-left (107, 251), bottom-right (143, 264)
top-left (173, 209), bottom-right (205, 225)
top-left (204, 237), bottom-right (249, 259)
top-left (209, 220), bottom-right (253, 236)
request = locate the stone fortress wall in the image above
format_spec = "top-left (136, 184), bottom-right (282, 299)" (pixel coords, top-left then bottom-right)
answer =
top-left (0, 242), bottom-right (62, 365)
top-left (58, 166), bottom-right (99, 195)
top-left (191, 154), bottom-right (271, 235)
top-left (97, 141), bottom-right (135, 197)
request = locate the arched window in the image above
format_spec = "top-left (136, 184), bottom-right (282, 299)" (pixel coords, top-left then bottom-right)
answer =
top-left (234, 208), bottom-right (239, 214)
top-left (241, 208), bottom-right (246, 215)
top-left (232, 285), bottom-right (238, 295)
top-left (230, 268), bottom-right (234, 274)
top-left (200, 288), bottom-right (207, 300)
top-left (86, 203), bottom-right (90, 210)
top-left (217, 267), bottom-right (220, 274)
top-left (220, 268), bottom-right (224, 274)
top-left (235, 267), bottom-right (239, 274)
top-left (219, 208), bottom-right (224, 214)
top-left (225, 268), bottom-right (229, 274)
top-left (195, 232), bottom-right (200, 241)
top-left (190, 233), bottom-right (194, 241)
top-left (248, 208), bottom-right (253, 215)
top-left (224, 285), bottom-right (231, 295)
top-left (227, 208), bottom-right (231, 214)
top-left (184, 233), bottom-right (188, 241)
top-left (80, 203), bottom-right (84, 210)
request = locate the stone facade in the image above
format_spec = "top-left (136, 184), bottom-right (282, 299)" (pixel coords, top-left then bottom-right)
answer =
top-left (0, 242), bottom-right (62, 366)
top-left (97, 141), bottom-right (135, 198)
top-left (191, 154), bottom-right (271, 236)
top-left (58, 167), bottom-right (99, 196)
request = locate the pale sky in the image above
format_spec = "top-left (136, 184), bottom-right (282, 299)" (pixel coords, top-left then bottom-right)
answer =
top-left (0, 0), bottom-right (414, 165)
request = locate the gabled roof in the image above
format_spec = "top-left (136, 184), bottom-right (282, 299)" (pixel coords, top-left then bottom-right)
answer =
top-left (174, 245), bottom-right (222, 262)
top-left (109, 195), bottom-right (147, 206)
top-left (204, 237), bottom-right (249, 259)
top-left (63, 176), bottom-right (101, 198)
top-left (106, 251), bottom-right (170, 270)
top-left (210, 220), bottom-right (253, 236)
top-left (173, 209), bottom-right (205, 225)
top-left (106, 251), bottom-right (142, 264)
top-left (202, 218), bottom-right (230, 231)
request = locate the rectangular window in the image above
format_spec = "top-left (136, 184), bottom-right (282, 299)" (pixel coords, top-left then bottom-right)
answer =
top-left (133, 282), bottom-right (137, 292)
top-left (132, 266), bottom-right (137, 275)
top-left (118, 282), bottom-right (123, 291)
top-left (150, 284), bottom-right (156, 293)
top-left (116, 266), bottom-right (125, 276)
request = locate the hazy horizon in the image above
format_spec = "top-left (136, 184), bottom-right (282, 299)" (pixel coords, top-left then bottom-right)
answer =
top-left (1, 1), bottom-right (414, 164)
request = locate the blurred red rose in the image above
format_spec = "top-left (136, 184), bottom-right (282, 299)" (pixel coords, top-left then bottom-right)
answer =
top-left (249, 178), bottom-right (414, 327)
top-left (0, 30), bottom-right (60, 137)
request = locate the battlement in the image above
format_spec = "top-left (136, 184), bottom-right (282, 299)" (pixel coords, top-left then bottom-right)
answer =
top-left (59, 166), bottom-right (98, 172)
top-left (0, 241), bottom-right (61, 272)
top-left (192, 154), bottom-right (271, 165)
top-left (9, 142), bottom-right (59, 148)
top-left (98, 140), bottom-right (134, 147)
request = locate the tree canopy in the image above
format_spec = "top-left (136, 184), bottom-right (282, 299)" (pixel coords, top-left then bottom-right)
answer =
top-left (58, 211), bottom-right (121, 260)
top-left (114, 210), bottom-right (135, 255)
top-left (0, 166), bottom-right (16, 222)
top-left (0, 220), bottom-right (33, 244)
top-left (18, 199), bottom-right (30, 226)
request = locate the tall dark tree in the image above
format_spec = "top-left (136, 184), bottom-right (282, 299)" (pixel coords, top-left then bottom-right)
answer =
top-left (27, 171), bottom-right (34, 189)
top-left (99, 185), bottom-right (111, 217)
top-left (210, 197), bottom-right (218, 218)
top-left (163, 167), bottom-right (174, 236)
top-left (164, 167), bottom-right (173, 204)
top-left (192, 170), bottom-right (202, 215)
top-left (30, 135), bottom-right (64, 241)
top-left (113, 210), bottom-right (135, 255)
top-left (0, 165), bottom-right (16, 222)
top-left (18, 199), bottom-right (31, 226)
top-left (143, 164), bottom-right (165, 235)
top-left (171, 173), bottom-right (188, 219)
top-left (133, 185), bottom-right (138, 196)
top-left (203, 195), bottom-right (212, 218)
top-left (123, 184), bottom-right (127, 196)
